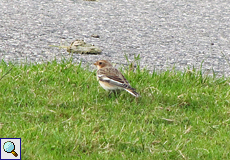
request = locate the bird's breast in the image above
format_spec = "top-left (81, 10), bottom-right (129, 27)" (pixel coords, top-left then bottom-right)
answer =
top-left (99, 81), bottom-right (120, 90)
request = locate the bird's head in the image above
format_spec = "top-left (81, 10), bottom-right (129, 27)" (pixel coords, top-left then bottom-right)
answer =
top-left (94, 60), bottom-right (112, 69)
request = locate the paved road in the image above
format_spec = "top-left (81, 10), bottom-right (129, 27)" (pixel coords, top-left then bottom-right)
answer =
top-left (1, 0), bottom-right (230, 76)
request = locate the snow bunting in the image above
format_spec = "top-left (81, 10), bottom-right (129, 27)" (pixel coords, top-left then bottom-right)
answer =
top-left (94, 60), bottom-right (140, 97)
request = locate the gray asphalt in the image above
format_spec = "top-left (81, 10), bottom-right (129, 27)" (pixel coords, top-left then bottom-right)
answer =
top-left (1, 0), bottom-right (230, 76)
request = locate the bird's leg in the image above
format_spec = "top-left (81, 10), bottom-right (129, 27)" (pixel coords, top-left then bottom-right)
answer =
top-left (108, 90), bottom-right (119, 98)
top-left (108, 91), bottom-right (113, 98)
top-left (114, 90), bottom-right (119, 97)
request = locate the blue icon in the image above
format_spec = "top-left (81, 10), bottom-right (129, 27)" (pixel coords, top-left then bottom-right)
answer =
top-left (3, 141), bottom-right (18, 157)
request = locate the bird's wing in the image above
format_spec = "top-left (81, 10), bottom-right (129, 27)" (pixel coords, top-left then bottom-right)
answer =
top-left (97, 67), bottom-right (131, 89)
top-left (98, 75), bottom-right (132, 89)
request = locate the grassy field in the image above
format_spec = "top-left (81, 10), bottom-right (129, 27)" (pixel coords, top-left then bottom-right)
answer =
top-left (0, 59), bottom-right (230, 159)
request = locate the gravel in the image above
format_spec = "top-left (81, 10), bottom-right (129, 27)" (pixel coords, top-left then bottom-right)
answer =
top-left (1, 0), bottom-right (230, 76)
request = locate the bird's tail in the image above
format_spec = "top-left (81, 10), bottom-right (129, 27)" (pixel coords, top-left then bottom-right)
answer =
top-left (125, 88), bottom-right (140, 97)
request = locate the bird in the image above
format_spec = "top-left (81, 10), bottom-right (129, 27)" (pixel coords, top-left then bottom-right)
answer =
top-left (94, 60), bottom-right (140, 97)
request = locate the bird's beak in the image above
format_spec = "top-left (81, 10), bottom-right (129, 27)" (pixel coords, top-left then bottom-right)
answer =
top-left (94, 62), bottom-right (97, 65)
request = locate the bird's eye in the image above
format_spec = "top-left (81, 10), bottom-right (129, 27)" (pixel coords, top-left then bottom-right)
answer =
top-left (99, 62), bottom-right (102, 65)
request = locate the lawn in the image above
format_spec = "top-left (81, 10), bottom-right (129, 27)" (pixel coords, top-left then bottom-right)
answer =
top-left (0, 59), bottom-right (230, 159)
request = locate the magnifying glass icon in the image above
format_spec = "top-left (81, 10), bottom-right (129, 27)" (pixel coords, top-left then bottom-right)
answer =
top-left (3, 141), bottom-right (18, 157)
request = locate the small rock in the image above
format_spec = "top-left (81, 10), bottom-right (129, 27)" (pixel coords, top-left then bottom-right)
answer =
top-left (67, 40), bottom-right (102, 54)
top-left (91, 34), bottom-right (100, 38)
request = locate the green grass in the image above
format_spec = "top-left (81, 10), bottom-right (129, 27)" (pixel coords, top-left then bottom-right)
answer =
top-left (0, 59), bottom-right (230, 159)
